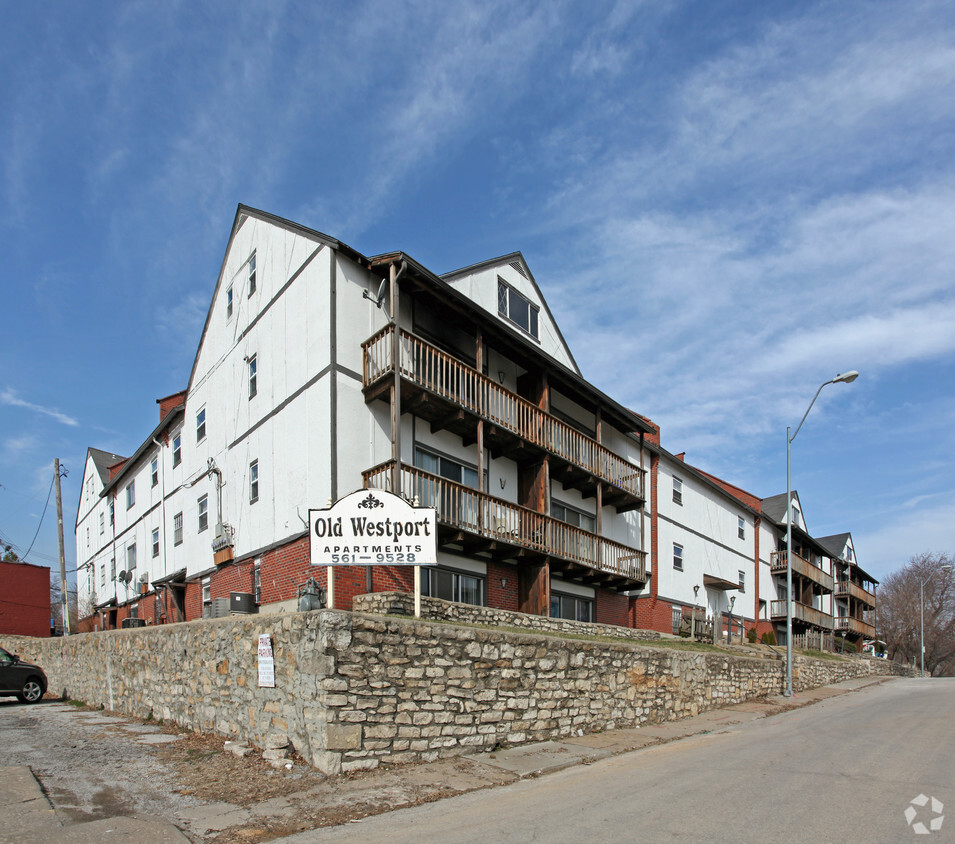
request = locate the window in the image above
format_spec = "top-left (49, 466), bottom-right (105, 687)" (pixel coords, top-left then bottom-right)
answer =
top-left (226, 285), bottom-right (234, 318)
top-left (249, 460), bottom-right (259, 503)
top-left (196, 408), bottom-right (206, 443)
top-left (151, 457), bottom-right (159, 487)
top-left (128, 604), bottom-right (139, 619)
top-left (173, 512), bottom-right (183, 546)
top-left (672, 476), bottom-right (683, 506)
top-left (672, 606), bottom-right (683, 635)
top-left (109, 500), bottom-right (114, 527)
top-left (127, 543), bottom-right (137, 573)
top-left (100, 565), bottom-right (106, 587)
top-left (497, 278), bottom-right (539, 338)
top-left (99, 512), bottom-right (104, 535)
top-left (248, 354), bottom-right (257, 399)
top-left (791, 504), bottom-right (800, 527)
top-left (550, 592), bottom-right (594, 622)
top-left (248, 251), bottom-right (256, 296)
top-left (110, 558), bottom-right (116, 581)
top-left (738, 570), bottom-right (745, 592)
top-left (551, 501), bottom-right (596, 533)
top-left (738, 516), bottom-right (745, 539)
top-left (198, 495), bottom-right (209, 532)
top-left (126, 480), bottom-right (135, 509)
top-left (673, 543), bottom-right (684, 571)
top-left (421, 567), bottom-right (484, 606)
top-left (202, 576), bottom-right (211, 604)
top-left (152, 528), bottom-right (160, 558)
top-left (253, 558), bottom-right (261, 603)
top-left (413, 447), bottom-right (479, 520)
top-left (172, 434), bottom-right (182, 467)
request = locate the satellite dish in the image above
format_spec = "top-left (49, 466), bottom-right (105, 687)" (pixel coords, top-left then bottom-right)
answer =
top-left (363, 278), bottom-right (387, 309)
top-left (116, 570), bottom-right (126, 583)
top-left (121, 571), bottom-right (132, 584)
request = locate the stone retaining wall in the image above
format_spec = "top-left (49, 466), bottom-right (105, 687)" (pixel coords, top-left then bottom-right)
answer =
top-left (352, 591), bottom-right (663, 641)
top-left (1, 609), bottom-right (912, 775)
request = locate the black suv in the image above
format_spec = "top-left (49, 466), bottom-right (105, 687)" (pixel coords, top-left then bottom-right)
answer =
top-left (0, 646), bottom-right (48, 703)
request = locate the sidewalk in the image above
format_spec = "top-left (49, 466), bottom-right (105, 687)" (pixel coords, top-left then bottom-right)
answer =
top-left (0, 676), bottom-right (891, 842)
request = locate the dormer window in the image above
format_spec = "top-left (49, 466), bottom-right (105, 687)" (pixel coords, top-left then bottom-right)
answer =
top-left (498, 278), bottom-right (539, 339)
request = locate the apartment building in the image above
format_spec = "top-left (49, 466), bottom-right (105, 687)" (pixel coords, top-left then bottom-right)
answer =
top-left (818, 532), bottom-right (878, 644)
top-left (76, 205), bottom-right (654, 629)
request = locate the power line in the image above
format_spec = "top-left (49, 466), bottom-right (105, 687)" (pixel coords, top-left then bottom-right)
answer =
top-left (23, 471), bottom-right (56, 560)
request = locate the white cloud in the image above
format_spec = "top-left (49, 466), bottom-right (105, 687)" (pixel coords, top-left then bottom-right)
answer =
top-left (0, 389), bottom-right (79, 427)
top-left (2, 434), bottom-right (39, 461)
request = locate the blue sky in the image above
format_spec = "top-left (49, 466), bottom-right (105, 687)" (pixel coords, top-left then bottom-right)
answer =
top-left (1, 0), bottom-right (953, 585)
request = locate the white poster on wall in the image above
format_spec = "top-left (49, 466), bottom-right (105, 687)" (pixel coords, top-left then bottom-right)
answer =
top-left (257, 634), bottom-right (275, 688)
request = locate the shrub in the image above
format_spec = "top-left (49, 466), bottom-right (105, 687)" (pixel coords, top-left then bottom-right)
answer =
top-left (746, 628), bottom-right (758, 644)
top-left (761, 630), bottom-right (778, 646)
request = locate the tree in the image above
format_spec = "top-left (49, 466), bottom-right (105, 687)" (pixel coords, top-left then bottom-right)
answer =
top-left (2, 543), bottom-right (20, 562)
top-left (878, 552), bottom-right (955, 676)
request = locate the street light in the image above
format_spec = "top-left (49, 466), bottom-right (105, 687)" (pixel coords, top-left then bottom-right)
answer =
top-left (785, 371), bottom-right (859, 697)
top-left (920, 565), bottom-right (953, 678)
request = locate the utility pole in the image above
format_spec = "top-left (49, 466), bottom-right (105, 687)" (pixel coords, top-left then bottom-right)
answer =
top-left (54, 458), bottom-right (70, 635)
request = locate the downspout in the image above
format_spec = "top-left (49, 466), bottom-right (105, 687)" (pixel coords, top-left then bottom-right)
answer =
top-left (152, 437), bottom-right (167, 617)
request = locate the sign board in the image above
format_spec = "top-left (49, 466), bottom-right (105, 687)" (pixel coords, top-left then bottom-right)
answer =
top-left (257, 634), bottom-right (275, 688)
top-left (309, 489), bottom-right (437, 566)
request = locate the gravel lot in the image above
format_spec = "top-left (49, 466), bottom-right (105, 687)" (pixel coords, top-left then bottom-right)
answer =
top-left (0, 697), bottom-right (515, 842)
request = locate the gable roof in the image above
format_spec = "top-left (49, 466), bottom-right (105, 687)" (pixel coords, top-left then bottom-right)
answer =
top-left (88, 447), bottom-right (127, 485)
top-left (816, 533), bottom-right (851, 558)
top-left (441, 252), bottom-right (580, 376)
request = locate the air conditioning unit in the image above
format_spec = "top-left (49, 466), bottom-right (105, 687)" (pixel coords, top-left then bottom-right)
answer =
top-left (209, 597), bottom-right (231, 619)
top-left (230, 592), bottom-right (258, 615)
top-left (122, 617), bottom-right (146, 629)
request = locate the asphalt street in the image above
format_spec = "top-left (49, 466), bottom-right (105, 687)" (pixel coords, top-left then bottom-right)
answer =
top-left (282, 678), bottom-right (955, 844)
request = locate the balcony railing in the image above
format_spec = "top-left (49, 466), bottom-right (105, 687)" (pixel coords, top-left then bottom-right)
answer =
top-left (770, 551), bottom-right (834, 593)
top-left (770, 599), bottom-right (833, 630)
top-left (835, 615), bottom-right (876, 638)
top-left (363, 460), bottom-right (647, 584)
top-left (834, 580), bottom-right (876, 607)
top-left (362, 327), bottom-right (645, 501)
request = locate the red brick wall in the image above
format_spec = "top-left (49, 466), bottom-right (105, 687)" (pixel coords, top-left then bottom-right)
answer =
top-left (630, 595), bottom-right (675, 634)
top-left (0, 561), bottom-right (51, 637)
top-left (156, 391), bottom-right (186, 422)
top-left (596, 589), bottom-right (628, 627)
top-left (486, 562), bottom-right (519, 611)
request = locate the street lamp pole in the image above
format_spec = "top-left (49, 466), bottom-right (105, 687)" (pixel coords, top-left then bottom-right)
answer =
top-left (785, 371), bottom-right (858, 697)
top-left (920, 565), bottom-right (953, 678)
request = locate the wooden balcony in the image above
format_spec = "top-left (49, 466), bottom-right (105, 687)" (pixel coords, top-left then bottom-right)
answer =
top-left (363, 461), bottom-right (647, 591)
top-left (362, 327), bottom-right (645, 512)
top-left (835, 615), bottom-right (876, 638)
top-left (770, 551), bottom-right (834, 593)
top-left (770, 599), bottom-right (833, 630)
top-left (834, 580), bottom-right (876, 608)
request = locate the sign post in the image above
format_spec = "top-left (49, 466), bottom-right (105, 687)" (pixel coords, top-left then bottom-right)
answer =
top-left (310, 489), bottom-right (437, 617)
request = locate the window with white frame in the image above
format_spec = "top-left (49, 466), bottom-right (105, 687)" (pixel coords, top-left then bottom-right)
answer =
top-left (127, 543), bottom-right (137, 573)
top-left (226, 285), bottom-right (234, 318)
top-left (738, 570), bottom-right (745, 592)
top-left (173, 512), bottom-right (183, 545)
top-left (196, 408), bottom-right (206, 443)
top-left (550, 591), bottom-right (594, 622)
top-left (497, 278), bottom-right (539, 339)
top-left (99, 512), bottom-right (104, 534)
top-left (100, 564), bottom-right (106, 587)
top-left (173, 434), bottom-right (182, 467)
top-left (151, 457), bottom-right (159, 487)
top-left (109, 500), bottom-right (114, 526)
top-left (152, 528), bottom-right (160, 558)
top-left (738, 516), bottom-right (745, 539)
top-left (253, 558), bottom-right (261, 603)
top-left (126, 480), bottom-right (135, 509)
top-left (110, 558), bottom-right (116, 581)
top-left (198, 495), bottom-right (209, 532)
top-left (673, 543), bottom-right (684, 571)
top-left (248, 251), bottom-right (257, 296)
top-left (672, 606), bottom-right (682, 635)
top-left (672, 476), bottom-right (683, 505)
top-left (249, 460), bottom-right (259, 503)
top-left (202, 576), bottom-right (211, 604)
top-left (248, 354), bottom-right (257, 399)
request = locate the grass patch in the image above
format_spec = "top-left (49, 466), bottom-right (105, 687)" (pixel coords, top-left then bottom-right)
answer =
top-left (797, 649), bottom-right (847, 662)
top-left (66, 699), bottom-right (86, 707)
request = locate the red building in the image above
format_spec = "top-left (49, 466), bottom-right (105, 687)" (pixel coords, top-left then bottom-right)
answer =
top-left (0, 560), bottom-right (51, 638)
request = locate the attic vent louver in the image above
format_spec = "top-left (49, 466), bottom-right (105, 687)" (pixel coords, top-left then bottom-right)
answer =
top-left (509, 261), bottom-right (527, 279)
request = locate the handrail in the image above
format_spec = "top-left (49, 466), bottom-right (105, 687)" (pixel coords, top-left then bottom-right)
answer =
top-left (770, 550), bottom-right (834, 592)
top-left (363, 460), bottom-right (647, 582)
top-left (770, 599), bottom-right (833, 629)
top-left (362, 327), bottom-right (645, 499)
top-left (834, 579), bottom-right (876, 604)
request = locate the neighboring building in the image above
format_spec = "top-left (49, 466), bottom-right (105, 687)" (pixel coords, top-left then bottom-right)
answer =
top-left (818, 532), bottom-right (878, 644)
top-left (634, 449), bottom-right (759, 640)
top-left (0, 559), bottom-right (51, 638)
top-left (760, 492), bottom-right (836, 640)
top-left (76, 205), bottom-right (654, 629)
